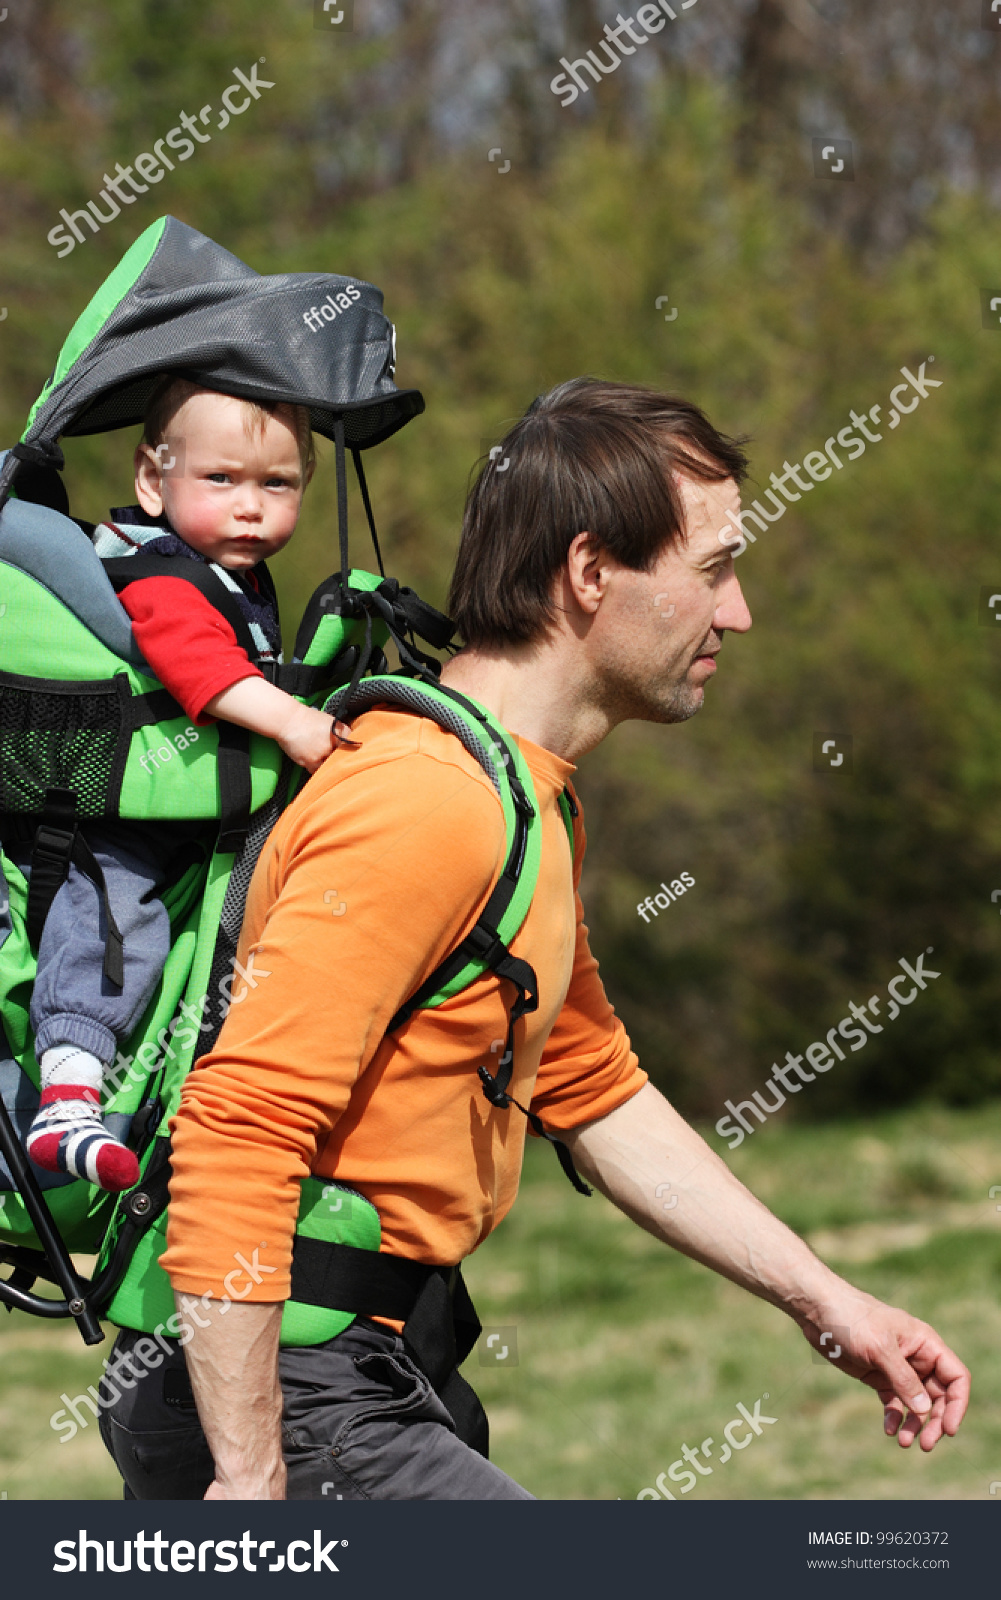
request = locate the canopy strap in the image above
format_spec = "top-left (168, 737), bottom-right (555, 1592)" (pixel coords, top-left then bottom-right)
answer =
top-left (352, 448), bottom-right (385, 578)
top-left (334, 417), bottom-right (350, 592)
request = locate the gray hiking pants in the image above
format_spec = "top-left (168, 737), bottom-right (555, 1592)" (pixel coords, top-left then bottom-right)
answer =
top-left (99, 1319), bottom-right (535, 1501)
top-left (6, 823), bottom-right (174, 1065)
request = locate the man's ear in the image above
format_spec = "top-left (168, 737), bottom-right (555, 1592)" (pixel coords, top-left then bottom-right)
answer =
top-left (565, 531), bottom-right (610, 617)
top-left (134, 442), bottom-right (164, 516)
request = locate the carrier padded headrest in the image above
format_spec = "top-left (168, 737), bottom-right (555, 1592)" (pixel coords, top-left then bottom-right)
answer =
top-left (0, 489), bottom-right (147, 669)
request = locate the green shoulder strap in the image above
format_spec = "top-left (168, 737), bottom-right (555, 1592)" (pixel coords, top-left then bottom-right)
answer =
top-left (326, 674), bottom-right (592, 1198)
top-left (327, 674), bottom-right (542, 1012)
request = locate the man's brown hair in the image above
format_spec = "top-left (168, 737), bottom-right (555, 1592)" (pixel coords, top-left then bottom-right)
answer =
top-left (448, 377), bottom-right (749, 648)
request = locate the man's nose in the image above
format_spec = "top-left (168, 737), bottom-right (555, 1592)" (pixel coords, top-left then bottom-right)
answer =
top-left (715, 573), bottom-right (752, 634)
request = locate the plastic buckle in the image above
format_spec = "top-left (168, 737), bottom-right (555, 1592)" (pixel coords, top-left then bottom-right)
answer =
top-left (478, 1064), bottom-right (510, 1108)
top-left (33, 823), bottom-right (75, 860)
top-left (465, 923), bottom-right (505, 967)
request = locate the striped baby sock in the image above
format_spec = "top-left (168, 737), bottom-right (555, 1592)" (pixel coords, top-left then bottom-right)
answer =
top-left (26, 1045), bottom-right (139, 1192)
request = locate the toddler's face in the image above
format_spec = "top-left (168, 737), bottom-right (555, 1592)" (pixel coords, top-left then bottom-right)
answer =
top-left (134, 391), bottom-right (309, 570)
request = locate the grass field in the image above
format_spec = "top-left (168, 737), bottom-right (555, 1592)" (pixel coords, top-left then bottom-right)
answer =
top-left (1, 1103), bottom-right (998, 1500)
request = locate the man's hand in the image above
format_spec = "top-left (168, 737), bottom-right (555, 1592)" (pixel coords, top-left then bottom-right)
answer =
top-left (566, 1083), bottom-right (970, 1451)
top-left (797, 1291), bottom-right (970, 1451)
top-left (173, 1295), bottom-right (287, 1499)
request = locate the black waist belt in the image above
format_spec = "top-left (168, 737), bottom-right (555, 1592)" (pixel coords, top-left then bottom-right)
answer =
top-left (289, 1238), bottom-right (488, 1457)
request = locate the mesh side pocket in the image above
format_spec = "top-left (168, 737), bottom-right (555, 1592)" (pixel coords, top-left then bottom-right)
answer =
top-left (0, 673), bottom-right (127, 818)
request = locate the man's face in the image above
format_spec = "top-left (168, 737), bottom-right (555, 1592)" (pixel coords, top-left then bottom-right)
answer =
top-left (582, 474), bottom-right (752, 725)
top-left (134, 391), bottom-right (308, 571)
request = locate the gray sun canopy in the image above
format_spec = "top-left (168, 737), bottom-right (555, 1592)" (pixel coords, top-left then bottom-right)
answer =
top-left (19, 214), bottom-right (423, 454)
top-left (0, 214), bottom-right (425, 569)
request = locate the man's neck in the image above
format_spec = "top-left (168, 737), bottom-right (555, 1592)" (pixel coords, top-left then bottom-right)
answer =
top-left (439, 646), bottom-right (612, 763)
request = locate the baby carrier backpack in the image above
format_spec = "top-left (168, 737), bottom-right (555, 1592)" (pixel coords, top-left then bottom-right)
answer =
top-left (0, 216), bottom-right (587, 1371)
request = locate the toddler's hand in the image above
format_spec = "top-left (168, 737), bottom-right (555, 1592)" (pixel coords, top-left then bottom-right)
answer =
top-left (279, 706), bottom-right (358, 774)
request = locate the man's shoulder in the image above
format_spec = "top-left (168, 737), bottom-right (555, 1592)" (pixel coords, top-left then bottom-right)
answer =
top-left (335, 704), bottom-right (498, 776)
top-left (291, 705), bottom-right (506, 836)
top-left (262, 705), bottom-right (509, 895)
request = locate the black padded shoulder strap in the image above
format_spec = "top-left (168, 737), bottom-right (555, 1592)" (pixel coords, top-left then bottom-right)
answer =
top-left (102, 554), bottom-right (260, 663)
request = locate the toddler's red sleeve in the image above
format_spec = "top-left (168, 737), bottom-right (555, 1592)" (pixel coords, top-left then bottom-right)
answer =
top-left (119, 575), bottom-right (263, 722)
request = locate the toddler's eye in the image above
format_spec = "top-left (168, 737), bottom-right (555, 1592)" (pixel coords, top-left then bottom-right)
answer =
top-left (266, 476), bottom-right (293, 489)
top-left (206, 472), bottom-right (231, 483)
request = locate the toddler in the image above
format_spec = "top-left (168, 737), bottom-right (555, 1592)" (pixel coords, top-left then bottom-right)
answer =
top-left (24, 378), bottom-right (349, 1191)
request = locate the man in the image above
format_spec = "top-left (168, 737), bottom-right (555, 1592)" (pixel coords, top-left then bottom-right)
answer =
top-left (103, 378), bottom-right (969, 1500)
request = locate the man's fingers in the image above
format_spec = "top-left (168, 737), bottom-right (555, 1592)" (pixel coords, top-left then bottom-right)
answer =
top-left (938, 1362), bottom-right (973, 1438)
top-left (877, 1349), bottom-right (932, 1419)
top-left (808, 1303), bottom-right (970, 1454)
top-left (915, 1396), bottom-right (948, 1452)
top-left (874, 1358), bottom-right (968, 1453)
top-left (895, 1404), bottom-right (928, 1449)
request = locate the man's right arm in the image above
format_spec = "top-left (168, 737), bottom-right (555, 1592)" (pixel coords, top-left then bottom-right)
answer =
top-left (176, 1298), bottom-right (286, 1500)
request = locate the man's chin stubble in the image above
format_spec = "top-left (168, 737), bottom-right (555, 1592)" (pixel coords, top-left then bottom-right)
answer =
top-left (602, 674), bottom-right (704, 727)
top-left (650, 684), bottom-right (703, 725)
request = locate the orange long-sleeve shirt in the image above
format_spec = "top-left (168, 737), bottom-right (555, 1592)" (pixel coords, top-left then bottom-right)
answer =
top-left (162, 706), bottom-right (646, 1300)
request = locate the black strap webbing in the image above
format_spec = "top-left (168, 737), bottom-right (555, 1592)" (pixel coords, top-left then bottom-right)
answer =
top-left (289, 1238), bottom-right (487, 1453)
top-left (290, 1237), bottom-right (453, 1322)
top-left (264, 662), bottom-right (330, 698)
top-left (71, 830), bottom-right (125, 988)
top-left (334, 418), bottom-right (350, 592)
top-left (214, 723), bottom-right (252, 855)
top-left (351, 448), bottom-right (385, 578)
top-left (121, 687), bottom-right (186, 730)
top-left (102, 555), bottom-right (260, 664)
top-left (24, 788), bottom-right (125, 988)
top-left (0, 440), bottom-right (66, 516)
